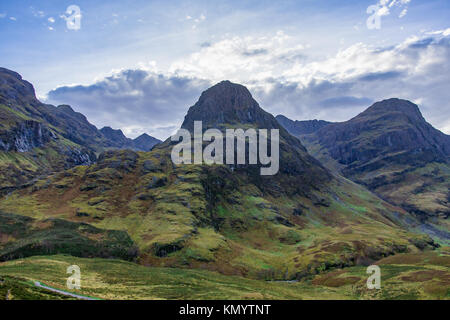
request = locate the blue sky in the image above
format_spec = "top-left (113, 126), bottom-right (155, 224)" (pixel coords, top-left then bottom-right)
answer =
top-left (1, 0), bottom-right (449, 139)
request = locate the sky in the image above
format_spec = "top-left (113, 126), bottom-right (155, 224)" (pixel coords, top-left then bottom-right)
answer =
top-left (0, 0), bottom-right (449, 140)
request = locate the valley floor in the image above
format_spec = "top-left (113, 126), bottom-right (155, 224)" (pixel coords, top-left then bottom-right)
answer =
top-left (0, 250), bottom-right (448, 300)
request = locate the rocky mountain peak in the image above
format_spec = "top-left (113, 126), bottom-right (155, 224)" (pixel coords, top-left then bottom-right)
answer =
top-left (57, 104), bottom-right (76, 113)
top-left (100, 126), bottom-right (128, 142)
top-left (181, 80), bottom-right (280, 132)
top-left (197, 80), bottom-right (256, 110)
top-left (358, 98), bottom-right (423, 121)
top-left (0, 68), bottom-right (37, 105)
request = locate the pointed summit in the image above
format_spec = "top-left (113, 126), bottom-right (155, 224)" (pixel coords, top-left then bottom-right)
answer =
top-left (167, 80), bottom-right (332, 195)
top-left (181, 80), bottom-right (281, 132)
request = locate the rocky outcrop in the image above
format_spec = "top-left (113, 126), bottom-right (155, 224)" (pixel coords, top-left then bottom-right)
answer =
top-left (63, 147), bottom-right (96, 168)
top-left (0, 120), bottom-right (56, 152)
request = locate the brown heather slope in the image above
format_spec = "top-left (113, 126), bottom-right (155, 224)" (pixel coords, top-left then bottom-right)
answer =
top-left (0, 81), bottom-right (441, 280)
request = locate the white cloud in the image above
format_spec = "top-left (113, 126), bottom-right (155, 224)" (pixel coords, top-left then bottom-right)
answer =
top-left (377, 6), bottom-right (390, 17)
top-left (399, 8), bottom-right (407, 18)
top-left (374, 0), bottom-right (411, 18)
top-left (185, 14), bottom-right (206, 29)
top-left (170, 31), bottom-right (450, 133)
top-left (170, 31), bottom-right (304, 85)
top-left (426, 28), bottom-right (450, 37)
top-left (46, 70), bottom-right (210, 140)
top-left (30, 7), bottom-right (45, 18)
top-left (9, 17), bottom-right (16, 21)
top-left (0, 13), bottom-right (6, 19)
top-left (45, 31), bottom-right (450, 137)
top-left (48, 17), bottom-right (55, 23)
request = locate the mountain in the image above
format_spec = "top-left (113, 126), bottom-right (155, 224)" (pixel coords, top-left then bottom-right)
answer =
top-left (275, 115), bottom-right (333, 136)
top-left (100, 127), bottom-right (161, 151)
top-left (0, 68), bottom-right (99, 193)
top-left (133, 133), bottom-right (161, 151)
top-left (0, 67), bottom-right (160, 193)
top-left (278, 98), bottom-right (450, 223)
top-left (1, 81), bottom-right (438, 281)
top-left (100, 126), bottom-right (133, 148)
top-left (177, 80), bottom-right (331, 195)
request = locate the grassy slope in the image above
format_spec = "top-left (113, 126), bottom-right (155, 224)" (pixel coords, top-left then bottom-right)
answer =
top-left (0, 252), bottom-right (448, 300)
top-left (302, 132), bottom-right (450, 236)
top-left (297, 119), bottom-right (450, 225)
top-left (0, 148), bottom-right (437, 280)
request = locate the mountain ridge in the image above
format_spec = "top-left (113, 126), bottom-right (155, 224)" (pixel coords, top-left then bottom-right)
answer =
top-left (277, 98), bottom-right (450, 224)
top-left (0, 67), bottom-right (160, 192)
top-left (1, 80), bottom-right (439, 280)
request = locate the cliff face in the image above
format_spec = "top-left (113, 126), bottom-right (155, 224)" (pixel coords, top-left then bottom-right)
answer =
top-left (0, 70), bottom-right (94, 190)
top-left (0, 69), bottom-right (98, 192)
top-left (0, 120), bottom-right (55, 152)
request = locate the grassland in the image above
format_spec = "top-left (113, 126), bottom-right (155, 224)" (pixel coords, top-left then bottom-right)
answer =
top-left (0, 251), bottom-right (448, 300)
top-left (0, 147), bottom-right (441, 281)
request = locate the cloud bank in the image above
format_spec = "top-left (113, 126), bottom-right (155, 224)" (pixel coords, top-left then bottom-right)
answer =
top-left (47, 31), bottom-right (450, 139)
top-left (47, 70), bottom-right (210, 140)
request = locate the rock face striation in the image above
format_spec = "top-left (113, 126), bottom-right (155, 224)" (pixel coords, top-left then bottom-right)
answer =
top-left (0, 120), bottom-right (55, 152)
